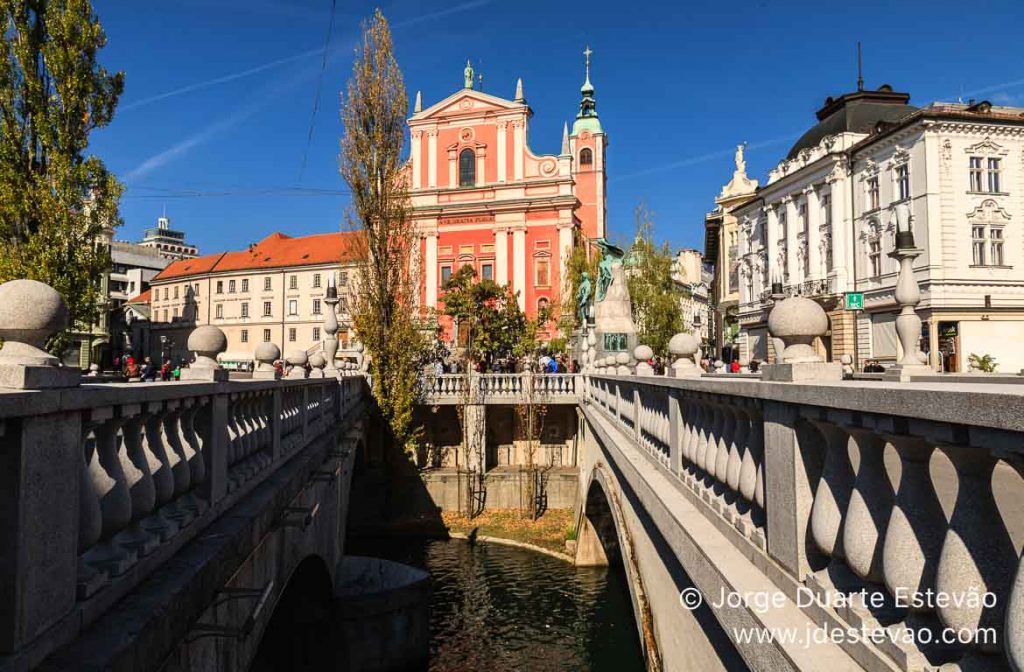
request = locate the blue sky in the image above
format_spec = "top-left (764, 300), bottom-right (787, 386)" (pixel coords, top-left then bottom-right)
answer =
top-left (93, 0), bottom-right (1024, 254)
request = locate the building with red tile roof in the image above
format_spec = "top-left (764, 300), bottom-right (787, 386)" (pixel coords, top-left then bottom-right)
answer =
top-left (146, 231), bottom-right (360, 365)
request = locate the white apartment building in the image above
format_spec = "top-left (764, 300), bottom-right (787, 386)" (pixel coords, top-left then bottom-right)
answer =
top-left (735, 85), bottom-right (1024, 373)
top-left (673, 248), bottom-right (711, 343)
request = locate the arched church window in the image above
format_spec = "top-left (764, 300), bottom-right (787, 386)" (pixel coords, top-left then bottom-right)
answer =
top-left (459, 148), bottom-right (475, 187)
top-left (579, 148), bottom-right (593, 166)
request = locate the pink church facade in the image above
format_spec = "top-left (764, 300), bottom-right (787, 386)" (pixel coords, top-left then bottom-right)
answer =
top-left (407, 54), bottom-right (607, 338)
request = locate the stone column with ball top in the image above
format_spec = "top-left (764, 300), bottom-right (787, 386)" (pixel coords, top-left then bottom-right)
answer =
top-left (252, 342), bottom-right (281, 380)
top-left (285, 351), bottom-right (308, 379)
top-left (0, 279), bottom-right (81, 389)
top-left (180, 325), bottom-right (229, 382)
top-left (668, 332), bottom-right (702, 379)
top-left (760, 296), bottom-right (841, 382)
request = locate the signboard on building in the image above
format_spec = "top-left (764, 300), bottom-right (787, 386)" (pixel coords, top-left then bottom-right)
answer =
top-left (844, 292), bottom-right (864, 311)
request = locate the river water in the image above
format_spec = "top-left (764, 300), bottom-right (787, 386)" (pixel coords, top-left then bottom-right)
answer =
top-left (348, 537), bottom-right (645, 672)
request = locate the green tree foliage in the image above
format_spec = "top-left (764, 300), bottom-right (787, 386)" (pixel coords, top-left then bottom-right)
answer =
top-left (341, 10), bottom-right (427, 450)
top-left (441, 265), bottom-right (539, 365)
top-left (0, 0), bottom-right (124, 354)
top-left (561, 228), bottom-right (599, 334)
top-left (626, 204), bottom-right (684, 356)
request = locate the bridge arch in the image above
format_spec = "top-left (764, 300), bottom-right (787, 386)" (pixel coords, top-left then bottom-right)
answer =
top-left (576, 466), bottom-right (623, 567)
top-left (251, 554), bottom-right (335, 671)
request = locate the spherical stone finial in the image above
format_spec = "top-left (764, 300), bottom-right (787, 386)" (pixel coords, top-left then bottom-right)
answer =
top-left (668, 332), bottom-right (699, 358)
top-left (309, 353), bottom-right (326, 369)
top-left (766, 296), bottom-right (828, 363)
top-left (254, 342), bottom-right (280, 371)
top-left (634, 345), bottom-right (654, 362)
top-left (0, 279), bottom-right (70, 366)
top-left (285, 351), bottom-right (308, 367)
top-left (615, 352), bottom-right (630, 365)
top-left (188, 325), bottom-right (227, 369)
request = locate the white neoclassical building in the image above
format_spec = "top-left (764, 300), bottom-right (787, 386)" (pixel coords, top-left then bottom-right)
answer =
top-left (734, 85), bottom-right (1024, 373)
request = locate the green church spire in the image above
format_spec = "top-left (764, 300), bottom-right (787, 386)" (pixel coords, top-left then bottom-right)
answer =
top-left (572, 45), bottom-right (603, 135)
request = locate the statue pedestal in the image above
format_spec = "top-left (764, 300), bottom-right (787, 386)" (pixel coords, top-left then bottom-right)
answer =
top-left (593, 264), bottom-right (638, 363)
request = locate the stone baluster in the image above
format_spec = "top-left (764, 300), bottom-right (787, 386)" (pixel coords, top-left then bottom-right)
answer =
top-left (114, 408), bottom-right (159, 558)
top-left (77, 411), bottom-right (109, 597)
top-left (713, 399), bottom-right (734, 491)
top-left (180, 399), bottom-right (206, 488)
top-left (881, 430), bottom-right (945, 614)
top-left (738, 403), bottom-right (763, 509)
top-left (138, 403), bottom-right (180, 542)
top-left (842, 428), bottom-right (894, 583)
top-left (81, 409), bottom-right (137, 577)
top-left (808, 416), bottom-right (855, 563)
top-left (726, 402), bottom-right (749, 495)
top-left (935, 445), bottom-right (1016, 657)
top-left (682, 398), bottom-right (700, 474)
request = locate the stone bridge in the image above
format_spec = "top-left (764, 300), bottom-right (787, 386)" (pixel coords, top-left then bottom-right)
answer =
top-left (0, 371), bottom-right (366, 672)
top-left (574, 373), bottom-right (1024, 672)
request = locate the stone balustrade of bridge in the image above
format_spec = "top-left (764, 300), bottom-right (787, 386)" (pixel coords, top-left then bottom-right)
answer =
top-left (420, 372), bottom-right (580, 405)
top-left (580, 371), bottom-right (1024, 671)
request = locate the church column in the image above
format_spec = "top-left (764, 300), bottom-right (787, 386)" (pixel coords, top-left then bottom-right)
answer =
top-left (494, 227), bottom-right (509, 286)
top-left (806, 186), bottom-right (822, 281)
top-left (411, 131), bottom-right (422, 190)
top-left (447, 147), bottom-right (457, 188)
top-left (557, 221), bottom-right (573, 304)
top-left (496, 121), bottom-right (507, 183)
top-left (513, 121), bottom-right (524, 181)
top-left (784, 195), bottom-right (799, 286)
top-left (512, 225), bottom-right (527, 310)
top-left (427, 130), bottom-right (438, 188)
top-left (476, 147), bottom-right (486, 187)
top-left (425, 231), bottom-right (438, 308)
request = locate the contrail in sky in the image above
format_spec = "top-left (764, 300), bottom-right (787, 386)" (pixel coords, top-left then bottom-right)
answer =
top-left (119, 0), bottom-right (493, 114)
top-left (119, 48), bottom-right (322, 112)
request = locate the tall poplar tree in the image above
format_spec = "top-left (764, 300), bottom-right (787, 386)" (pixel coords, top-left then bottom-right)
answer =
top-left (0, 0), bottom-right (124, 354)
top-left (341, 10), bottom-right (426, 450)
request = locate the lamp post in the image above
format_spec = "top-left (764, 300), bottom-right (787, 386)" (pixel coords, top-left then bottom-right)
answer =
top-left (885, 202), bottom-right (930, 381)
top-left (322, 272), bottom-right (340, 374)
top-left (767, 274), bottom-right (786, 364)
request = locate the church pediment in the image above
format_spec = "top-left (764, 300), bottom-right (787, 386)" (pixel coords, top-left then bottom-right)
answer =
top-left (411, 89), bottom-right (526, 122)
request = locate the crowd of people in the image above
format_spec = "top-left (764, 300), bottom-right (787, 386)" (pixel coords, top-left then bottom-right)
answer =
top-left (113, 354), bottom-right (190, 382)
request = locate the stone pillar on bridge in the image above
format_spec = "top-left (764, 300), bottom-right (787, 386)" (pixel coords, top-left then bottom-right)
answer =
top-left (252, 342), bottom-right (282, 380)
top-left (179, 325), bottom-right (229, 382)
top-left (761, 296), bottom-right (841, 382)
top-left (0, 280), bottom-right (82, 652)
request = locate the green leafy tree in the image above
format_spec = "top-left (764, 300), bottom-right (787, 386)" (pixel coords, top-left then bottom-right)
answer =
top-left (441, 265), bottom-right (538, 365)
top-left (341, 10), bottom-right (427, 451)
top-left (0, 0), bottom-right (124, 354)
top-left (626, 204), bottom-right (684, 356)
top-left (561, 228), bottom-right (599, 334)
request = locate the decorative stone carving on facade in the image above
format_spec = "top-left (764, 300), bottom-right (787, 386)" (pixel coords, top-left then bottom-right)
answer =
top-left (860, 157), bottom-right (880, 179)
top-left (963, 137), bottom-right (1009, 157)
top-left (966, 199), bottom-right (1012, 223)
top-left (890, 145), bottom-right (911, 166)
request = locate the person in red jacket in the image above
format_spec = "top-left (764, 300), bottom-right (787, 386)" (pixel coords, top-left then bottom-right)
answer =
top-left (729, 359), bottom-right (741, 374)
